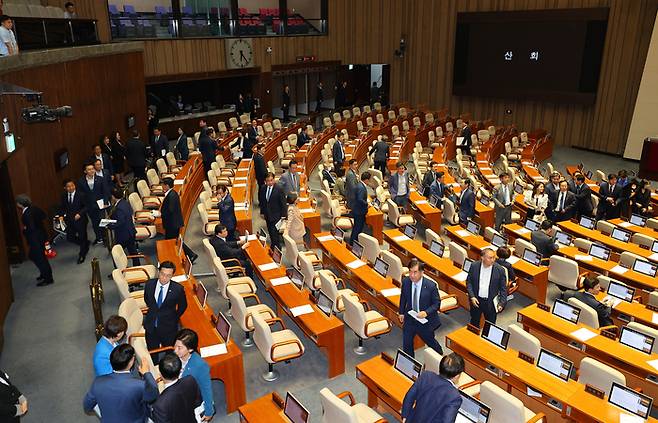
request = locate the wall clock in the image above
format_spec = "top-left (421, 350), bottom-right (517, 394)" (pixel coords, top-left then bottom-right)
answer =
top-left (226, 38), bottom-right (254, 69)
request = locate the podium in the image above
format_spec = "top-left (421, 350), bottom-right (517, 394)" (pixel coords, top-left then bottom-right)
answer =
top-left (639, 137), bottom-right (658, 181)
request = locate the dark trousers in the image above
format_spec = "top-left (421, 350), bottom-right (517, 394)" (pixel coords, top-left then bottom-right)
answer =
top-left (203, 160), bottom-right (213, 175)
top-left (67, 220), bottom-right (89, 257)
top-left (146, 324), bottom-right (177, 363)
top-left (374, 160), bottom-right (387, 177)
top-left (266, 220), bottom-right (282, 250)
top-left (469, 296), bottom-right (497, 327)
top-left (316, 100), bottom-right (322, 112)
top-left (164, 229), bottom-right (195, 259)
top-left (282, 107), bottom-right (289, 121)
top-left (402, 319), bottom-right (443, 358)
top-left (350, 213), bottom-right (366, 245)
top-left (29, 246), bottom-right (53, 281)
top-left (88, 207), bottom-right (104, 241)
top-left (132, 165), bottom-right (146, 180)
top-left (393, 195), bottom-right (409, 209)
top-left (118, 236), bottom-right (140, 266)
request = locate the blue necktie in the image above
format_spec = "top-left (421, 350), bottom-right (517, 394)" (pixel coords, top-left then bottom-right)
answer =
top-left (413, 284), bottom-right (419, 312)
top-left (155, 286), bottom-right (164, 327)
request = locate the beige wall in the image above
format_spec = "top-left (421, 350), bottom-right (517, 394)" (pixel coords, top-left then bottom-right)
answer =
top-left (625, 11), bottom-right (658, 160)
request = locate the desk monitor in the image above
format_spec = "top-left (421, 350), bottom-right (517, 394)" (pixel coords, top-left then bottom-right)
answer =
top-left (524, 218), bottom-right (540, 232)
top-left (466, 220), bottom-right (481, 235)
top-left (177, 234), bottom-right (184, 257)
top-left (182, 253), bottom-right (193, 277)
top-left (195, 281), bottom-right (208, 308)
top-left (491, 233), bottom-right (507, 248)
top-left (522, 249), bottom-right (542, 267)
top-left (608, 382), bottom-right (652, 420)
top-left (463, 257), bottom-right (474, 273)
top-left (372, 198), bottom-right (381, 210)
top-left (404, 224), bottom-right (417, 240)
top-left (373, 257), bottom-right (389, 278)
top-left (215, 310), bottom-right (231, 342)
top-left (394, 349), bottom-right (422, 382)
top-left (316, 291), bottom-right (334, 318)
top-left (588, 243), bottom-right (611, 261)
top-left (481, 321), bottom-right (510, 350)
top-left (429, 194), bottom-right (439, 208)
top-left (585, 170), bottom-right (593, 180)
top-left (536, 348), bottom-right (573, 381)
top-left (619, 326), bottom-right (654, 354)
top-left (552, 299), bottom-right (580, 324)
top-left (283, 392), bottom-right (310, 423)
top-left (579, 215), bottom-right (595, 230)
top-left (554, 230), bottom-right (572, 246)
top-left (633, 259), bottom-right (657, 278)
top-left (611, 227), bottom-right (631, 243)
top-left (514, 182), bottom-right (524, 194)
top-left (351, 241), bottom-right (364, 260)
top-left (332, 227), bottom-right (345, 242)
top-left (652, 240), bottom-right (658, 254)
top-left (456, 392), bottom-right (490, 423)
top-left (607, 281), bottom-right (635, 303)
top-left (272, 246), bottom-right (283, 265)
top-left (479, 196), bottom-right (490, 207)
top-left (289, 267), bottom-right (304, 288)
top-left (630, 214), bottom-right (647, 227)
top-left (258, 228), bottom-right (268, 247)
top-left (429, 240), bottom-right (444, 257)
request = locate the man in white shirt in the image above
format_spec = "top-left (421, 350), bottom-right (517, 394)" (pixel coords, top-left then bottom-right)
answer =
top-left (0, 16), bottom-right (18, 56)
top-left (389, 161), bottom-right (410, 208)
top-left (466, 248), bottom-right (508, 327)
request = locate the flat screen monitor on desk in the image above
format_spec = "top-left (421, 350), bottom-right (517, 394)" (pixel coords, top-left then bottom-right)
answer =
top-left (524, 219), bottom-right (540, 232)
top-left (554, 230), bottom-right (572, 246)
top-left (215, 310), bottom-right (231, 342)
top-left (585, 170), bottom-right (593, 180)
top-left (466, 220), bottom-right (481, 235)
top-left (463, 258), bottom-right (474, 273)
top-left (195, 281), bottom-right (208, 308)
top-left (316, 291), bottom-right (334, 318)
top-left (514, 182), bottom-right (524, 194)
top-left (607, 281), bottom-right (635, 303)
top-left (608, 382), bottom-right (653, 420)
top-left (456, 392), bottom-right (490, 423)
top-left (522, 249), bottom-right (542, 267)
top-left (404, 224), bottom-right (417, 239)
top-left (611, 227), bottom-right (631, 243)
top-left (351, 241), bottom-right (364, 260)
top-left (258, 228), bottom-right (268, 247)
top-left (479, 196), bottom-right (490, 207)
top-left (652, 240), bottom-right (658, 254)
top-left (633, 259), bottom-right (658, 277)
top-left (394, 349), bottom-right (422, 382)
top-left (579, 215), bottom-right (595, 230)
top-left (536, 348), bottom-right (573, 381)
top-left (333, 227), bottom-right (345, 242)
top-left (630, 214), bottom-right (647, 227)
top-left (619, 326), bottom-right (654, 354)
top-left (182, 253), bottom-right (192, 277)
top-left (272, 246), bottom-right (283, 265)
top-left (588, 243), bottom-right (611, 261)
top-left (373, 257), bottom-right (389, 278)
top-left (429, 194), bottom-right (440, 208)
top-left (282, 392), bottom-right (310, 423)
top-left (491, 233), bottom-right (507, 248)
top-left (481, 321), bottom-right (509, 350)
top-left (289, 268), bottom-right (304, 288)
top-left (429, 240), bottom-right (444, 257)
top-left (552, 299), bottom-right (580, 324)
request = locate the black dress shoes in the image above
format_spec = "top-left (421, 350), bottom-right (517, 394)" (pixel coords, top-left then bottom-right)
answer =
top-left (36, 275), bottom-right (44, 281)
top-left (77, 255), bottom-right (86, 264)
top-left (37, 279), bottom-right (54, 287)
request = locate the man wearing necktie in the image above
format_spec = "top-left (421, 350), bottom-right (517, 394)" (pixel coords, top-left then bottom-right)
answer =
top-left (573, 175), bottom-right (593, 218)
top-left (493, 172), bottom-right (514, 230)
top-left (144, 261), bottom-right (187, 362)
top-left (332, 133), bottom-right (346, 177)
top-left (553, 180), bottom-right (576, 222)
top-left (278, 160), bottom-right (301, 197)
top-left (152, 127), bottom-right (168, 159)
top-left (258, 172), bottom-right (287, 250)
top-left (596, 173), bottom-right (623, 220)
top-left (58, 179), bottom-right (89, 264)
top-left (398, 259), bottom-right (443, 358)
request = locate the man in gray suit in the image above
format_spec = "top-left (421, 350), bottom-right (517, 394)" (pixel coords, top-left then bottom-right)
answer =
top-left (368, 135), bottom-right (389, 176)
top-left (530, 220), bottom-right (559, 259)
top-left (277, 159), bottom-right (301, 197)
top-left (493, 172), bottom-right (514, 230)
top-left (388, 161), bottom-right (410, 208)
top-left (345, 159), bottom-right (359, 209)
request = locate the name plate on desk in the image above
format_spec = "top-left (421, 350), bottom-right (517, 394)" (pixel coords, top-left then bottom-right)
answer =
top-left (173, 179), bottom-right (185, 185)
top-left (518, 351), bottom-right (535, 364)
top-left (258, 262), bottom-right (279, 272)
top-left (537, 303), bottom-right (550, 312)
top-left (317, 235), bottom-right (335, 242)
top-left (290, 304), bottom-right (314, 317)
top-left (610, 265), bottom-right (628, 275)
top-left (347, 259), bottom-right (367, 269)
top-left (199, 343), bottom-right (227, 357)
top-left (171, 275), bottom-right (188, 283)
top-left (381, 287), bottom-right (401, 297)
top-left (453, 271), bottom-right (468, 282)
top-left (584, 384), bottom-right (605, 399)
top-left (270, 276), bottom-right (292, 286)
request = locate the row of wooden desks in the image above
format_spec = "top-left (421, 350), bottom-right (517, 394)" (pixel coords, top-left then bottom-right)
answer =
top-left (156, 239), bottom-right (246, 413)
top-left (518, 304), bottom-right (658, 406)
top-left (242, 237), bottom-right (345, 378)
top-left (609, 217), bottom-right (658, 239)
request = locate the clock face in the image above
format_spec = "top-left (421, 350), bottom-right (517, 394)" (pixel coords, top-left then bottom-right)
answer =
top-left (228, 39), bottom-right (254, 69)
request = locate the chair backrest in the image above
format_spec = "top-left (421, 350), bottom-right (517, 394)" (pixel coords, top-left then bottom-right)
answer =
top-left (352, 107), bottom-right (361, 116)
top-left (342, 294), bottom-right (367, 338)
top-left (333, 112), bottom-right (342, 123)
top-left (572, 237), bottom-right (592, 252)
top-left (387, 110), bottom-right (396, 120)
top-left (402, 120), bottom-right (410, 132)
top-left (264, 121), bottom-right (274, 133)
top-left (147, 168), bottom-right (160, 186)
top-left (649, 291), bottom-right (658, 307)
top-left (568, 297), bottom-right (599, 329)
top-left (118, 298), bottom-right (143, 337)
top-left (578, 357), bottom-right (626, 396)
top-left (319, 388), bottom-right (358, 423)
top-left (376, 113), bottom-right (384, 124)
top-left (128, 192), bottom-right (143, 212)
top-left (425, 113), bottom-right (434, 123)
top-left (399, 107), bottom-right (407, 118)
top-left (229, 117), bottom-right (239, 129)
top-left (136, 179), bottom-right (152, 199)
top-left (202, 238), bottom-right (218, 262)
top-left (218, 121), bottom-right (228, 132)
top-left (273, 119), bottom-right (282, 130)
top-left (422, 347), bottom-right (443, 373)
top-left (412, 116), bottom-right (421, 128)
top-left (342, 110), bottom-right (351, 120)
top-left (627, 322), bottom-right (658, 354)
top-left (374, 102), bottom-right (382, 111)
top-left (448, 241), bottom-right (468, 266)
top-left (298, 254), bottom-right (318, 290)
top-left (445, 122), bottom-right (453, 132)
top-left (226, 286), bottom-right (250, 331)
top-left (508, 324), bottom-right (541, 360)
top-left (366, 116), bottom-right (374, 127)
top-left (156, 158), bottom-right (168, 175)
top-left (211, 257), bottom-right (231, 298)
top-left (251, 312), bottom-right (274, 360)
top-left (283, 233), bottom-right (299, 268)
top-left (442, 198), bottom-right (458, 224)
top-left (319, 271), bottom-right (339, 303)
top-left (632, 233), bottom-right (654, 249)
top-left (380, 250), bottom-right (404, 281)
top-left (111, 245), bottom-right (129, 270)
top-left (358, 233), bottom-right (380, 264)
top-left (436, 126), bottom-right (443, 137)
top-left (647, 218), bottom-right (658, 230)
top-left (240, 113), bottom-right (250, 125)
top-left (386, 199), bottom-right (401, 224)
top-left (596, 220), bottom-right (615, 235)
top-left (425, 229), bottom-right (441, 246)
top-left (363, 105), bottom-right (372, 113)
top-left (392, 125), bottom-right (400, 138)
top-left (514, 238), bottom-right (536, 257)
top-left (548, 256), bottom-right (579, 290)
top-left (620, 251), bottom-right (644, 268)
top-left (165, 152), bottom-right (176, 167)
top-left (111, 269), bottom-right (131, 301)
top-left (480, 381), bottom-right (527, 423)
top-left (323, 117), bottom-right (332, 128)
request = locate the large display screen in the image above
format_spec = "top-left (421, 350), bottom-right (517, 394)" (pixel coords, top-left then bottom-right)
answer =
top-left (453, 8), bottom-right (608, 103)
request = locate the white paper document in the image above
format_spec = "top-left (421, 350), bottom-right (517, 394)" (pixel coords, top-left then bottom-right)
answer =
top-left (619, 413), bottom-right (646, 423)
top-left (199, 344), bottom-right (227, 358)
top-left (480, 244), bottom-right (494, 251)
top-left (570, 327), bottom-right (597, 342)
top-left (602, 295), bottom-right (622, 309)
top-left (407, 310), bottom-right (428, 324)
top-left (171, 275), bottom-right (188, 283)
top-left (393, 235), bottom-right (410, 242)
top-left (270, 276), bottom-right (292, 286)
top-left (647, 359), bottom-right (658, 372)
top-left (239, 234), bottom-right (258, 242)
top-left (454, 271), bottom-right (468, 282)
top-left (516, 228), bottom-right (531, 235)
top-left (526, 386), bottom-right (542, 398)
top-left (290, 304), bottom-right (314, 317)
top-left (381, 287), bottom-right (401, 297)
top-left (347, 259), bottom-right (367, 269)
top-left (653, 313), bottom-right (658, 324)
top-left (99, 219), bottom-right (117, 228)
top-left (317, 235), bottom-right (335, 242)
top-left (299, 208), bottom-right (315, 213)
top-left (456, 229), bottom-right (471, 237)
top-left (414, 200), bottom-right (428, 205)
top-left (96, 199), bottom-right (107, 209)
top-left (258, 262), bottom-right (279, 272)
top-left (232, 183), bottom-right (246, 188)
top-left (506, 256), bottom-right (520, 265)
top-left (610, 265), bottom-right (628, 275)
top-left (173, 179), bottom-right (185, 185)
top-left (151, 210), bottom-right (161, 218)
top-left (649, 253), bottom-right (658, 261)
top-left (575, 254), bottom-right (593, 261)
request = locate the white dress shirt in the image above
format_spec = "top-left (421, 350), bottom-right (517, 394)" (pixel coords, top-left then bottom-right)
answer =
top-left (397, 174), bottom-right (408, 196)
top-left (86, 176), bottom-right (95, 190)
top-left (155, 281), bottom-right (170, 305)
top-left (556, 191), bottom-right (566, 211)
top-left (478, 264), bottom-right (493, 298)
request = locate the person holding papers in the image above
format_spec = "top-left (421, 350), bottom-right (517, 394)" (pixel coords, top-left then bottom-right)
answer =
top-left (144, 261), bottom-right (187, 362)
top-left (566, 274), bottom-right (614, 327)
top-left (216, 185), bottom-right (237, 241)
top-left (173, 329), bottom-right (214, 421)
top-left (78, 162), bottom-right (110, 245)
top-left (398, 259), bottom-right (443, 358)
top-left (492, 172), bottom-right (514, 230)
top-left (466, 248), bottom-right (507, 327)
top-left (401, 353), bottom-right (464, 423)
top-left (258, 172), bottom-right (287, 250)
top-left (210, 224), bottom-right (253, 277)
top-left (108, 189), bottom-right (139, 266)
top-left (150, 353), bottom-right (202, 423)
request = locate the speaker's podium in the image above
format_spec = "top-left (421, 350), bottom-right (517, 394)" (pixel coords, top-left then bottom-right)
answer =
top-left (639, 137), bottom-right (658, 180)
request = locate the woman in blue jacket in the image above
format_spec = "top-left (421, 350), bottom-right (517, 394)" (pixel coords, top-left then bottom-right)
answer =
top-left (174, 329), bottom-right (215, 421)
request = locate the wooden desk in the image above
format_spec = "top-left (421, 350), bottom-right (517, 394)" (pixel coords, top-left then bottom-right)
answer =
top-left (521, 161), bottom-right (547, 185)
top-left (366, 206), bottom-right (385, 244)
top-left (565, 165), bottom-right (600, 195)
top-left (238, 393), bottom-right (286, 422)
top-left (518, 304), bottom-right (658, 403)
top-left (609, 218), bottom-right (658, 240)
top-left (446, 327), bottom-right (656, 423)
top-left (157, 239), bottom-right (246, 413)
top-left (444, 225), bottom-right (549, 303)
top-left (232, 159), bottom-right (254, 233)
top-left (243, 238), bottom-right (345, 378)
top-left (409, 189), bottom-right (442, 233)
top-left (355, 355), bottom-right (412, 420)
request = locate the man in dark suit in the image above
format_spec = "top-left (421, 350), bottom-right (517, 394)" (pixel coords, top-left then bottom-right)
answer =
top-left (258, 172), bottom-right (286, 250)
top-left (277, 160), bottom-right (301, 197)
top-left (401, 353), bottom-right (464, 423)
top-left (350, 171), bottom-right (370, 245)
top-left (457, 179), bottom-right (476, 224)
top-left (421, 161), bottom-right (439, 197)
top-left (389, 161), bottom-right (410, 208)
top-left (429, 172), bottom-right (448, 203)
top-left (335, 81), bottom-right (347, 108)
top-left (58, 179), bottom-right (89, 264)
top-left (198, 128), bottom-right (216, 175)
top-left (83, 344), bottom-right (158, 423)
top-left (551, 180), bottom-right (576, 222)
top-left (315, 81), bottom-right (324, 112)
top-left (247, 120), bottom-right (259, 140)
top-left (241, 134), bottom-right (255, 160)
top-left (332, 133), bottom-right (346, 176)
top-left (125, 130), bottom-right (148, 180)
top-left (568, 274), bottom-right (614, 327)
top-left (229, 131), bottom-right (248, 162)
top-left (151, 354), bottom-right (201, 423)
top-left (344, 159), bottom-right (359, 209)
top-left (175, 127), bottom-right (189, 161)
top-left (210, 224), bottom-right (253, 277)
top-left (252, 143), bottom-right (267, 187)
top-left (398, 259), bottom-right (443, 357)
top-left (90, 144), bottom-right (114, 178)
top-left (0, 369), bottom-right (28, 422)
top-left (281, 85), bottom-right (290, 121)
top-left (93, 159), bottom-right (113, 191)
top-left (78, 162), bottom-right (110, 245)
top-left (458, 121), bottom-right (472, 155)
top-left (466, 248), bottom-right (507, 327)
top-left (152, 127), bottom-right (168, 160)
top-left (144, 261), bottom-right (187, 355)
top-left (369, 135), bottom-right (389, 176)
top-left (531, 220), bottom-right (559, 259)
top-left (216, 185), bottom-right (237, 240)
top-left (298, 126), bottom-right (312, 146)
top-left (573, 175), bottom-right (593, 218)
top-left (16, 195), bottom-right (53, 286)
top-left (544, 172), bottom-right (561, 221)
top-left (160, 178), bottom-right (197, 262)
top-left (597, 173), bottom-right (623, 220)
top-left (108, 189), bottom-right (139, 266)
